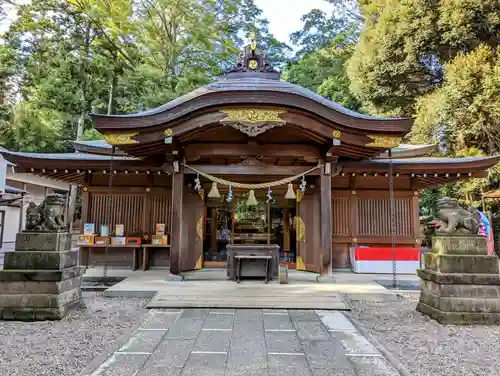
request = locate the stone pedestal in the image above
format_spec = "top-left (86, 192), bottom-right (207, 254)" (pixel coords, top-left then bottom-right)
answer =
top-left (0, 232), bottom-right (85, 321)
top-left (417, 235), bottom-right (500, 324)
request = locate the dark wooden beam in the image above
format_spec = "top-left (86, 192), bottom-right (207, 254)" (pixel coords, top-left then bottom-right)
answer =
top-left (183, 164), bottom-right (320, 176)
top-left (184, 143), bottom-right (321, 162)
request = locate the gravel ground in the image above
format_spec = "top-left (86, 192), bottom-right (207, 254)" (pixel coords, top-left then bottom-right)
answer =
top-left (0, 292), bottom-right (149, 376)
top-left (346, 292), bottom-right (500, 376)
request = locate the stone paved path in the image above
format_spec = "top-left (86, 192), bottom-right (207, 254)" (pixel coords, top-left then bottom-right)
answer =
top-left (89, 309), bottom-right (400, 376)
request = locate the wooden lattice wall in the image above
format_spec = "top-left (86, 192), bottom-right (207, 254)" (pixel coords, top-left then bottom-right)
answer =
top-left (331, 189), bottom-right (419, 268)
top-left (87, 191), bottom-right (172, 235)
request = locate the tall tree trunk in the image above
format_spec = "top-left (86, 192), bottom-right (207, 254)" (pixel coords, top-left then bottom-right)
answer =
top-left (107, 69), bottom-right (118, 115)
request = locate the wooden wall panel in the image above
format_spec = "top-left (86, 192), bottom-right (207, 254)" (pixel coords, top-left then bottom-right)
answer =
top-left (332, 196), bottom-right (350, 235)
top-left (147, 192), bottom-right (172, 234)
top-left (357, 196), bottom-right (412, 237)
top-left (89, 193), bottom-right (144, 234)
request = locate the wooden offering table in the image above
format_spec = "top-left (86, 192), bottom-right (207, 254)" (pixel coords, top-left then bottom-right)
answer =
top-left (141, 244), bottom-right (170, 271)
top-left (227, 244), bottom-right (279, 282)
top-left (79, 244), bottom-right (142, 270)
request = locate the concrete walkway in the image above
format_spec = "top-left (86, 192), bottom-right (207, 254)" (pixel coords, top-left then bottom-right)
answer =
top-left (87, 308), bottom-right (400, 376)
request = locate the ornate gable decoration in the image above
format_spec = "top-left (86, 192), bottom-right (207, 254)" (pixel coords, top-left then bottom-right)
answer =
top-left (366, 135), bottom-right (402, 148)
top-left (220, 108), bottom-right (286, 137)
top-left (225, 31), bottom-right (280, 80)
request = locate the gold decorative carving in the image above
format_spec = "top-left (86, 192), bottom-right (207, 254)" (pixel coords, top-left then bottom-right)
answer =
top-left (220, 108), bottom-right (286, 137)
top-left (196, 215), bottom-right (204, 244)
top-left (295, 216), bottom-right (305, 242)
top-left (296, 256), bottom-right (306, 271)
top-left (332, 130), bottom-right (342, 138)
top-left (103, 132), bottom-right (138, 145)
top-left (296, 189), bottom-right (304, 202)
top-left (366, 135), bottom-right (401, 148)
top-left (248, 60), bottom-right (258, 70)
top-left (221, 108), bottom-right (286, 124)
top-left (195, 255), bottom-right (203, 269)
top-left (164, 128), bottom-right (173, 137)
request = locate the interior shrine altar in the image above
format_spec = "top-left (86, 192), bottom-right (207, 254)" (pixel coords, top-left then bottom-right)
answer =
top-left (1, 34), bottom-right (499, 279)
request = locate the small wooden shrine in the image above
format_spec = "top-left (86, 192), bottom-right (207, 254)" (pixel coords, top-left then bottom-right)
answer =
top-left (1, 35), bottom-right (499, 277)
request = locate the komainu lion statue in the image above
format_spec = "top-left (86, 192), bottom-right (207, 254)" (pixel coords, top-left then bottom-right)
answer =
top-left (25, 193), bottom-right (67, 232)
top-left (427, 197), bottom-right (480, 235)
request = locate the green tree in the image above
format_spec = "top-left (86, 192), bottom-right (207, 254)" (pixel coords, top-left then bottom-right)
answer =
top-left (347, 0), bottom-right (500, 117)
top-left (284, 32), bottom-right (361, 110)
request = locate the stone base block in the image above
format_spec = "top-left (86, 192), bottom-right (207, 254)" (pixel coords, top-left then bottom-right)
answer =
top-left (3, 250), bottom-right (78, 270)
top-left (417, 301), bottom-right (500, 325)
top-left (0, 276), bottom-right (82, 295)
top-left (0, 266), bottom-right (86, 282)
top-left (0, 287), bottom-right (82, 309)
top-left (417, 269), bottom-right (500, 285)
top-left (0, 298), bottom-right (85, 321)
top-left (424, 253), bottom-right (499, 274)
top-left (432, 235), bottom-right (488, 255)
top-left (15, 232), bottom-right (71, 252)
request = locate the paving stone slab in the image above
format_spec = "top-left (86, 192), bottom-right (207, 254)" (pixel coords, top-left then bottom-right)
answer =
top-left (268, 366), bottom-right (313, 376)
top-left (141, 311), bottom-right (182, 329)
top-left (315, 311), bottom-right (356, 331)
top-left (180, 308), bottom-right (209, 319)
top-left (145, 339), bottom-right (194, 368)
top-left (264, 312), bottom-right (294, 330)
top-left (302, 340), bottom-right (352, 369)
top-left (234, 308), bottom-right (263, 321)
top-left (136, 366), bottom-right (182, 376)
top-left (289, 310), bottom-right (319, 322)
top-left (118, 329), bottom-right (166, 353)
top-left (267, 354), bottom-right (308, 369)
top-left (203, 313), bottom-right (234, 329)
top-left (93, 353), bottom-right (149, 376)
top-left (293, 320), bottom-right (330, 341)
top-left (226, 366), bottom-right (269, 376)
top-left (265, 331), bottom-right (303, 353)
top-left (183, 352), bottom-right (227, 369)
top-left (180, 368), bottom-right (226, 376)
top-left (194, 330), bottom-right (232, 352)
top-left (164, 318), bottom-right (204, 339)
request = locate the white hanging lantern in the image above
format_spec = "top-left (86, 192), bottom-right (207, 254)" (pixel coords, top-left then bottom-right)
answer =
top-left (285, 183), bottom-right (296, 199)
top-left (247, 190), bottom-right (258, 206)
top-left (208, 182), bottom-right (221, 198)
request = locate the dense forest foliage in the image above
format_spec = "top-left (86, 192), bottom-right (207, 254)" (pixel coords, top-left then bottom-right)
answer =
top-left (1, 0), bottom-right (500, 211)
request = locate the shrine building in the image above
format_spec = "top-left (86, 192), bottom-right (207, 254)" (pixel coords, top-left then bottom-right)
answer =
top-left (1, 38), bottom-right (499, 278)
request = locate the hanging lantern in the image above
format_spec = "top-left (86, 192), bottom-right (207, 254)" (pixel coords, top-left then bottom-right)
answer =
top-left (208, 182), bottom-right (221, 198)
top-left (285, 183), bottom-right (296, 199)
top-left (247, 190), bottom-right (258, 206)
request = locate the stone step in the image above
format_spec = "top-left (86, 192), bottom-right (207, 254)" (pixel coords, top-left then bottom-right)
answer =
top-left (418, 269), bottom-right (500, 285)
top-left (0, 287), bottom-right (82, 309)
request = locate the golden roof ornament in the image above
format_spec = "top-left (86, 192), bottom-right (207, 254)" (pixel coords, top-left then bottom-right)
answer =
top-left (249, 31), bottom-right (257, 51)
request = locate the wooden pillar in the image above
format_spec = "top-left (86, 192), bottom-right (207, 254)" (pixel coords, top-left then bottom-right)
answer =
top-left (170, 163), bottom-right (184, 275)
top-left (18, 183), bottom-right (27, 232)
top-left (320, 161), bottom-right (333, 276)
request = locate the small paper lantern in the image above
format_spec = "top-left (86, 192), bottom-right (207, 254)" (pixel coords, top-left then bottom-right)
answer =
top-left (208, 182), bottom-right (221, 198)
top-left (247, 190), bottom-right (258, 206)
top-left (284, 183), bottom-right (296, 199)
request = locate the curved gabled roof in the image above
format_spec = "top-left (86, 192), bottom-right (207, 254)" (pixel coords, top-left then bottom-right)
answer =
top-left (91, 78), bottom-right (413, 134)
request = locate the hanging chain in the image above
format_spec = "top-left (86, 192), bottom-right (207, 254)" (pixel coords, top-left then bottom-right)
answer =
top-left (388, 149), bottom-right (397, 288)
top-left (103, 147), bottom-right (115, 284)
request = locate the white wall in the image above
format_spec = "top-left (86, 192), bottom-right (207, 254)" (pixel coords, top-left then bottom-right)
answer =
top-left (0, 205), bottom-right (20, 250)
